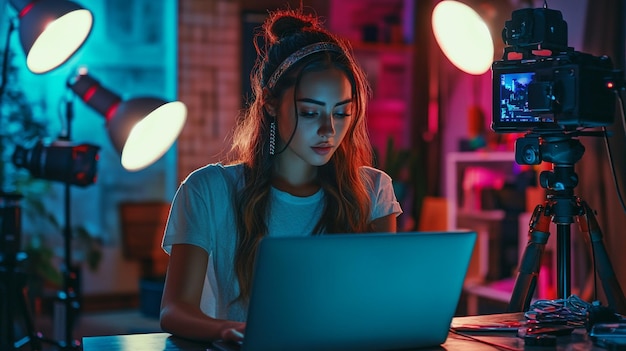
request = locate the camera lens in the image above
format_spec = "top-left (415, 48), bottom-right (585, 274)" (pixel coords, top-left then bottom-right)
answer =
top-left (11, 141), bottom-right (99, 186)
top-left (521, 145), bottom-right (540, 164)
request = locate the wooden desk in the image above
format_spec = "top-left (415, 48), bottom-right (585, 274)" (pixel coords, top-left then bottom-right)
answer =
top-left (82, 313), bottom-right (607, 351)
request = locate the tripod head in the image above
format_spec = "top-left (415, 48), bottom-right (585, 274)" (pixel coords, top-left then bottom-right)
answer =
top-left (514, 132), bottom-right (588, 166)
top-left (514, 132), bottom-right (601, 224)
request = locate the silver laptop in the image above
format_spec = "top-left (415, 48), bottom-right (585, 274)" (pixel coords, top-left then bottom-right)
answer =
top-left (213, 231), bottom-right (476, 351)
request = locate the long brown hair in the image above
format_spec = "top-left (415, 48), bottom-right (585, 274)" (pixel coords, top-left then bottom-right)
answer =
top-left (229, 9), bottom-right (374, 302)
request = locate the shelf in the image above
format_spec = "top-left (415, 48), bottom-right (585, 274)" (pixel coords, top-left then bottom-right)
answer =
top-left (446, 151), bottom-right (516, 231)
top-left (445, 151), bottom-right (517, 283)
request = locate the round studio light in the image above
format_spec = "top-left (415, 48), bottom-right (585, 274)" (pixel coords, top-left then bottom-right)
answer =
top-left (432, 0), bottom-right (494, 75)
top-left (68, 71), bottom-right (188, 172)
top-left (117, 100), bottom-right (187, 172)
top-left (11, 0), bottom-right (93, 74)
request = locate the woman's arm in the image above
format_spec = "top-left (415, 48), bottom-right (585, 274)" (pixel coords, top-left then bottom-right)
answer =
top-left (160, 243), bottom-right (245, 342)
top-left (370, 213), bottom-right (397, 233)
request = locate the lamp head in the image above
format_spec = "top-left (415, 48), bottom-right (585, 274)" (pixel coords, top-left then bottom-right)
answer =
top-left (432, 0), bottom-right (494, 75)
top-left (68, 70), bottom-right (187, 172)
top-left (112, 98), bottom-right (187, 172)
top-left (432, 0), bottom-right (513, 75)
top-left (10, 0), bottom-right (93, 74)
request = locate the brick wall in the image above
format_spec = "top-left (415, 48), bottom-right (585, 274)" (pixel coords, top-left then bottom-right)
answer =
top-left (177, 0), bottom-right (241, 183)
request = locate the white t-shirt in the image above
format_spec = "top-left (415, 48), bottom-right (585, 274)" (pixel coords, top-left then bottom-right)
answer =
top-left (162, 163), bottom-right (402, 321)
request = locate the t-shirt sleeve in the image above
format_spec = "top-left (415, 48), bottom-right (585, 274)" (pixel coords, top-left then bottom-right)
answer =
top-left (362, 166), bottom-right (403, 221)
top-left (162, 164), bottom-right (234, 255)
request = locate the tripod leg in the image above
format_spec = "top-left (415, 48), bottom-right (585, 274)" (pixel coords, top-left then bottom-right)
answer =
top-left (0, 269), bottom-right (16, 350)
top-left (16, 273), bottom-right (41, 351)
top-left (0, 268), bottom-right (41, 351)
top-left (508, 203), bottom-right (552, 312)
top-left (577, 200), bottom-right (626, 314)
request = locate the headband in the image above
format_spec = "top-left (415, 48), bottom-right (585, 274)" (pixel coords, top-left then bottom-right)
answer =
top-left (265, 42), bottom-right (344, 90)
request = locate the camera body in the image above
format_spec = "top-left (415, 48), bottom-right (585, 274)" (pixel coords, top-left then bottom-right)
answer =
top-left (492, 51), bottom-right (617, 133)
top-left (12, 141), bottom-right (100, 187)
top-left (502, 7), bottom-right (568, 53)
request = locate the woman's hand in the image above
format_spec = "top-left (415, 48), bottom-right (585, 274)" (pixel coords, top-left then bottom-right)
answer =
top-left (220, 322), bottom-right (246, 343)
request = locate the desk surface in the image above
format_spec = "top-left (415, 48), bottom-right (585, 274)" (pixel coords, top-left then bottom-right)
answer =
top-left (82, 313), bottom-right (607, 351)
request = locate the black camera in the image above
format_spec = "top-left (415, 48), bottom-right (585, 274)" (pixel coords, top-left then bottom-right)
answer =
top-left (12, 141), bottom-right (100, 187)
top-left (491, 8), bottom-right (620, 133)
top-left (501, 7), bottom-right (568, 53)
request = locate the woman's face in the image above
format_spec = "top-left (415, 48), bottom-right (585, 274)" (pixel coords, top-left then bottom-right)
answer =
top-left (273, 67), bottom-right (353, 171)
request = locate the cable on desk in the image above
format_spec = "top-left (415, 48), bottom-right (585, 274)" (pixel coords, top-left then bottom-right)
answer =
top-left (449, 328), bottom-right (521, 351)
top-left (523, 294), bottom-right (591, 327)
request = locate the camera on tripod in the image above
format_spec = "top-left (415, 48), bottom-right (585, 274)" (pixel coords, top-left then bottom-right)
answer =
top-left (491, 7), bottom-right (621, 136)
top-left (494, 5), bottom-right (626, 314)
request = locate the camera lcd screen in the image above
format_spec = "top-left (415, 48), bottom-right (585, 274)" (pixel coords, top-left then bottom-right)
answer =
top-left (496, 72), bottom-right (554, 124)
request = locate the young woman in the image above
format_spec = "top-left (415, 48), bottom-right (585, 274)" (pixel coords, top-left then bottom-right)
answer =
top-left (159, 9), bottom-right (402, 343)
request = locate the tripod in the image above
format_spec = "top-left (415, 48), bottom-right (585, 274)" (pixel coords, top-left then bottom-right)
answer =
top-left (0, 190), bottom-right (81, 351)
top-left (0, 100), bottom-right (88, 350)
top-left (508, 134), bottom-right (626, 313)
top-left (0, 193), bottom-right (42, 351)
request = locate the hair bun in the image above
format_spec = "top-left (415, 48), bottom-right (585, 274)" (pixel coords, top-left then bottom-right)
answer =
top-left (265, 10), bottom-right (319, 44)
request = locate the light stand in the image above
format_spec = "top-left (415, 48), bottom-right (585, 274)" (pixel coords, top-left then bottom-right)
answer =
top-left (35, 99), bottom-right (89, 350)
top-left (0, 17), bottom-right (41, 351)
top-left (54, 153), bottom-right (82, 350)
top-left (507, 133), bottom-right (626, 313)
